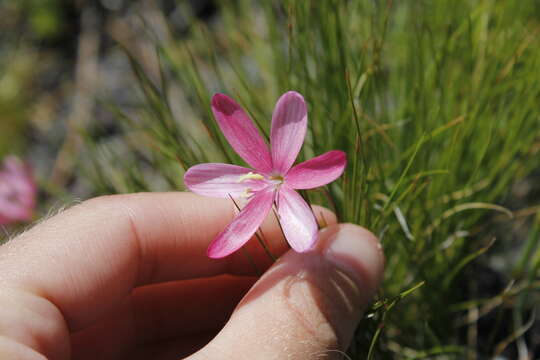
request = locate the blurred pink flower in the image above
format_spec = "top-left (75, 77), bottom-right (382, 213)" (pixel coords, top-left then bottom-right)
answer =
top-left (0, 156), bottom-right (37, 225)
top-left (185, 91), bottom-right (346, 258)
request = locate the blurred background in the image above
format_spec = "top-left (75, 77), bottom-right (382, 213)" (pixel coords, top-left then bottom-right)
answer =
top-left (0, 0), bottom-right (219, 200)
top-left (1, 0), bottom-right (540, 359)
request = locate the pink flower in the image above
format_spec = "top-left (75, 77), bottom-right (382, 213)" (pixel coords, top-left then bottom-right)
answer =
top-left (184, 91), bottom-right (346, 258)
top-left (0, 156), bottom-right (37, 226)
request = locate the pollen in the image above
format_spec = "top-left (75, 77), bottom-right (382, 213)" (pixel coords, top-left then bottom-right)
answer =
top-left (269, 175), bottom-right (284, 182)
top-left (240, 188), bottom-right (253, 198)
top-left (237, 172), bottom-right (264, 182)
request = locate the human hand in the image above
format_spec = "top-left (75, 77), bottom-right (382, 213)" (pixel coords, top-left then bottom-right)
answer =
top-left (0, 192), bottom-right (384, 359)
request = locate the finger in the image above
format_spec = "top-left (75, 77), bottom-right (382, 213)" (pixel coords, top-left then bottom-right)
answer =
top-left (70, 275), bottom-right (257, 359)
top-left (0, 338), bottom-right (47, 360)
top-left (128, 332), bottom-right (216, 360)
top-left (132, 275), bottom-right (257, 342)
top-left (190, 224), bottom-right (384, 360)
top-left (0, 192), bottom-right (335, 333)
top-left (0, 192), bottom-right (335, 359)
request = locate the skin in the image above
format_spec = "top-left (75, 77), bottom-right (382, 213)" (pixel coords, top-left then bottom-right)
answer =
top-left (0, 192), bottom-right (384, 359)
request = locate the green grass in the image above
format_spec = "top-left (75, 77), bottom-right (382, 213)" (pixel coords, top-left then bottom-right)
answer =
top-left (84, 0), bottom-right (540, 358)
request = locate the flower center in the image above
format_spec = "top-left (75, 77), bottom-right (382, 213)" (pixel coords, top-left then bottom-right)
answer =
top-left (268, 174), bottom-right (284, 183)
top-left (267, 174), bottom-right (285, 190)
top-left (236, 172), bottom-right (284, 196)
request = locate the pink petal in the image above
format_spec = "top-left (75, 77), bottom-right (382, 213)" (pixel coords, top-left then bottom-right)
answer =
top-left (276, 186), bottom-right (318, 252)
top-left (0, 214), bottom-right (11, 225)
top-left (184, 163), bottom-right (268, 198)
top-left (285, 150), bottom-right (347, 189)
top-left (2, 156), bottom-right (36, 195)
top-left (270, 91), bottom-right (308, 174)
top-left (212, 94), bottom-right (273, 174)
top-left (0, 156), bottom-right (36, 224)
top-left (207, 188), bottom-right (275, 258)
top-left (0, 197), bottom-right (33, 222)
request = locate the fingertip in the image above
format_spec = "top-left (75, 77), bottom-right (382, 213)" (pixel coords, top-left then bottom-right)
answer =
top-left (318, 223), bottom-right (384, 297)
top-left (191, 223), bottom-right (384, 359)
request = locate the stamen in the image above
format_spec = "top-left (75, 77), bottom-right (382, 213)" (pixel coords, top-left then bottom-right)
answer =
top-left (240, 188), bottom-right (253, 198)
top-left (269, 175), bottom-right (284, 182)
top-left (237, 172), bottom-right (265, 182)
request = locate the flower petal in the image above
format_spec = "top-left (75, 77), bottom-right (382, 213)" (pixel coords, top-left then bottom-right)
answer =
top-left (0, 214), bottom-right (11, 225)
top-left (270, 91), bottom-right (308, 174)
top-left (0, 156), bottom-right (36, 224)
top-left (184, 163), bottom-right (268, 198)
top-left (2, 156), bottom-right (36, 197)
top-left (285, 150), bottom-right (347, 189)
top-left (212, 94), bottom-right (273, 174)
top-left (207, 188), bottom-right (275, 258)
top-left (0, 196), bottom-right (33, 223)
top-left (276, 186), bottom-right (318, 252)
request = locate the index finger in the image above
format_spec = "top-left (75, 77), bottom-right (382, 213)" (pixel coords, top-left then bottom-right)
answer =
top-left (0, 192), bottom-right (335, 331)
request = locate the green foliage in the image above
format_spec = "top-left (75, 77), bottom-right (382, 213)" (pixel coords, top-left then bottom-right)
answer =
top-left (85, 0), bottom-right (540, 358)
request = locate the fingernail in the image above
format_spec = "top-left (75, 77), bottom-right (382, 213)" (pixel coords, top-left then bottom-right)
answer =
top-left (322, 224), bottom-right (384, 296)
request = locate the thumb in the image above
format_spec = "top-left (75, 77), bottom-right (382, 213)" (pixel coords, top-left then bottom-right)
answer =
top-left (189, 223), bottom-right (384, 360)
